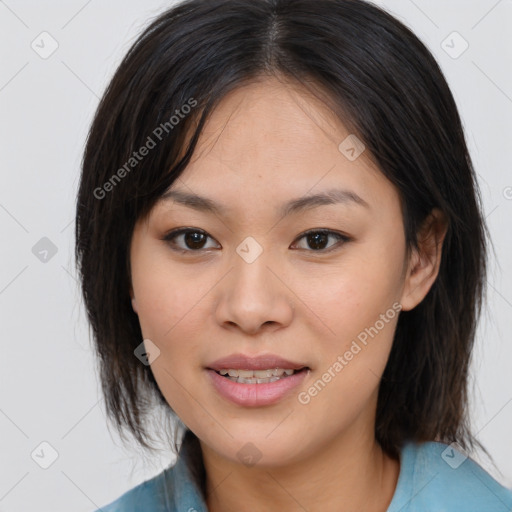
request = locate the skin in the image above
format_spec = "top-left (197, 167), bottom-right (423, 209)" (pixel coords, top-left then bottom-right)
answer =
top-left (129, 76), bottom-right (447, 512)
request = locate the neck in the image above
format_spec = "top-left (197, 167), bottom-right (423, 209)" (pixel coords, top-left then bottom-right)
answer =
top-left (200, 422), bottom-right (400, 512)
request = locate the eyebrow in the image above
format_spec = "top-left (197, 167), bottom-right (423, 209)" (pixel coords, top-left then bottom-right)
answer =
top-left (159, 187), bottom-right (369, 218)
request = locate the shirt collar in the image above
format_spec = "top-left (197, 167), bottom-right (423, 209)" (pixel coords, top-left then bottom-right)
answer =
top-left (162, 430), bottom-right (209, 512)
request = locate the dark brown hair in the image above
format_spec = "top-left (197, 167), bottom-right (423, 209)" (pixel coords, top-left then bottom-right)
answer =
top-left (75, 0), bottom-right (489, 460)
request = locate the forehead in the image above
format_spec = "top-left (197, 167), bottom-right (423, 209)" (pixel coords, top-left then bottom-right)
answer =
top-left (190, 77), bottom-right (355, 167)
top-left (158, 77), bottom-right (399, 217)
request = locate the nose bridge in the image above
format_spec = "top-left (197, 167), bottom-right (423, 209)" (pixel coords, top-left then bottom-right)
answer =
top-left (231, 234), bottom-right (275, 297)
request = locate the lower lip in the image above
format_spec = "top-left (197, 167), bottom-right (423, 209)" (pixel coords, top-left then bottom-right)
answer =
top-left (206, 368), bottom-right (310, 407)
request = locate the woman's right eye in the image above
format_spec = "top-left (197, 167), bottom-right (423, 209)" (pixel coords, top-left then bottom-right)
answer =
top-left (162, 228), bottom-right (220, 253)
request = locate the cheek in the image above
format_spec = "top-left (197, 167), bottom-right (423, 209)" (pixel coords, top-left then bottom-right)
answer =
top-left (132, 263), bottom-right (207, 417)
top-left (295, 264), bottom-right (402, 433)
top-left (131, 248), bottom-right (204, 340)
top-left (296, 250), bottom-right (403, 342)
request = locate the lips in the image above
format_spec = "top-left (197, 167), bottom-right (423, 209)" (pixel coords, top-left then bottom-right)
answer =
top-left (205, 353), bottom-right (311, 406)
top-left (206, 353), bottom-right (309, 372)
top-left (206, 367), bottom-right (310, 407)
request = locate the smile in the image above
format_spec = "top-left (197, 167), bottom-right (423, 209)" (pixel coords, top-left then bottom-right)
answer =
top-left (207, 367), bottom-right (310, 407)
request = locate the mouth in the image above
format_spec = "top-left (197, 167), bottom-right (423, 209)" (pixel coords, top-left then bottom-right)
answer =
top-left (205, 353), bottom-right (311, 406)
top-left (206, 366), bottom-right (311, 407)
top-left (211, 367), bottom-right (309, 384)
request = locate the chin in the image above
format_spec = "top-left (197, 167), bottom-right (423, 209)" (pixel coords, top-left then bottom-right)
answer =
top-left (199, 427), bottom-right (312, 469)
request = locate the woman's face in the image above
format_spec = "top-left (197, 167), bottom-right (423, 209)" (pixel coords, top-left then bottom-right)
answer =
top-left (129, 77), bottom-right (423, 467)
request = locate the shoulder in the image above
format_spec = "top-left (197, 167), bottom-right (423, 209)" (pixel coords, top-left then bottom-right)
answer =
top-left (388, 440), bottom-right (512, 512)
top-left (93, 430), bottom-right (207, 512)
top-left (93, 467), bottom-right (172, 512)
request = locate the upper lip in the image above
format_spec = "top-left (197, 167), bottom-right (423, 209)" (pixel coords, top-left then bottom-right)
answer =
top-left (207, 353), bottom-right (309, 371)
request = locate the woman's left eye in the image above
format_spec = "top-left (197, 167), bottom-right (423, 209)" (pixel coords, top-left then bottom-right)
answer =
top-left (291, 229), bottom-right (350, 252)
top-left (162, 228), bottom-right (350, 253)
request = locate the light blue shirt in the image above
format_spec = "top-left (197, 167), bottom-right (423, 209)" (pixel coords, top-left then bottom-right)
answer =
top-left (96, 432), bottom-right (512, 511)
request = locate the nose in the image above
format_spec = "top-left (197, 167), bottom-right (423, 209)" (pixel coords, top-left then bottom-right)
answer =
top-left (214, 248), bottom-right (294, 335)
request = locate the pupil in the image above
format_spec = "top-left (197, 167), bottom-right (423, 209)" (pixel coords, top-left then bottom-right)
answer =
top-left (185, 232), bottom-right (206, 249)
top-left (308, 232), bottom-right (327, 250)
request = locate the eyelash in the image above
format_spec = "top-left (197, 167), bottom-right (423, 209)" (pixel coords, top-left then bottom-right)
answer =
top-left (161, 228), bottom-right (351, 254)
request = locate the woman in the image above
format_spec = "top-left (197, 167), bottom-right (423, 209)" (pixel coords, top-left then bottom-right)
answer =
top-left (75, 0), bottom-right (512, 510)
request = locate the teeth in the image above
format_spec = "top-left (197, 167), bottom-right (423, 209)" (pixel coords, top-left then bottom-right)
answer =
top-left (237, 376), bottom-right (281, 384)
top-left (254, 369), bottom-right (274, 378)
top-left (215, 368), bottom-right (300, 383)
top-left (218, 368), bottom-right (296, 378)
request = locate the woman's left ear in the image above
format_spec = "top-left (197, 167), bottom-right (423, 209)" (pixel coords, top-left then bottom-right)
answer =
top-left (400, 208), bottom-right (448, 312)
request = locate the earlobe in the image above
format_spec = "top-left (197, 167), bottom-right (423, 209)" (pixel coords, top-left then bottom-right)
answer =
top-left (400, 208), bottom-right (448, 311)
top-left (130, 288), bottom-right (138, 314)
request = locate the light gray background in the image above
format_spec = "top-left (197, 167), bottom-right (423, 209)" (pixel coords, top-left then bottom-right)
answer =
top-left (1, 0), bottom-right (511, 510)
